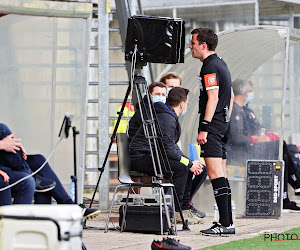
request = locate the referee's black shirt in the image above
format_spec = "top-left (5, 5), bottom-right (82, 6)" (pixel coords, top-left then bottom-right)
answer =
top-left (199, 53), bottom-right (231, 122)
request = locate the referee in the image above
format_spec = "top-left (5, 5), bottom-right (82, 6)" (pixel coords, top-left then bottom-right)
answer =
top-left (189, 27), bottom-right (235, 235)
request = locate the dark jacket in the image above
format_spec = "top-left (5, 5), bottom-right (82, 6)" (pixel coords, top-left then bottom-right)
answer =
top-left (228, 102), bottom-right (252, 146)
top-left (243, 105), bottom-right (262, 135)
top-left (128, 95), bottom-right (150, 143)
top-left (129, 102), bottom-right (192, 168)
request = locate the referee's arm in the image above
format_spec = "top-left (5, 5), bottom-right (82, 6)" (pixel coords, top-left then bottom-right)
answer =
top-left (197, 88), bottom-right (219, 145)
top-left (204, 88), bottom-right (219, 122)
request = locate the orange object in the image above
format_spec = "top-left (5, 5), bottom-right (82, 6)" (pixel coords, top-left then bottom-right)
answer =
top-left (204, 73), bottom-right (217, 88)
top-left (266, 131), bottom-right (280, 141)
top-left (249, 135), bottom-right (258, 144)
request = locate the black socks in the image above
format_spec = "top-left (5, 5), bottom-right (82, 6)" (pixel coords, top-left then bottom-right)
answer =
top-left (211, 177), bottom-right (230, 227)
top-left (225, 178), bottom-right (233, 226)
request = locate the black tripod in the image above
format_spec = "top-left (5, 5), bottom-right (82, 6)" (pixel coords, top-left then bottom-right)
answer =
top-left (87, 61), bottom-right (189, 232)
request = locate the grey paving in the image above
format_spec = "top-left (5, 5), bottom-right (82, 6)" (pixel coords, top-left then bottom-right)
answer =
top-left (82, 208), bottom-right (300, 250)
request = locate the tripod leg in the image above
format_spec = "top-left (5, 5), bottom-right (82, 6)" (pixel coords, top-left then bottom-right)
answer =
top-left (170, 187), bottom-right (177, 234)
top-left (82, 242), bottom-right (87, 250)
top-left (171, 182), bottom-right (190, 231)
top-left (159, 187), bottom-right (163, 235)
top-left (89, 83), bottom-right (132, 210)
top-left (161, 187), bottom-right (174, 235)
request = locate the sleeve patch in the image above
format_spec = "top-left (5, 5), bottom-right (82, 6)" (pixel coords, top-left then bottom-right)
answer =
top-left (180, 156), bottom-right (189, 167)
top-left (204, 73), bottom-right (217, 88)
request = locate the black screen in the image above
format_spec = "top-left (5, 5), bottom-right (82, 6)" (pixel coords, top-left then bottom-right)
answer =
top-left (125, 15), bottom-right (185, 64)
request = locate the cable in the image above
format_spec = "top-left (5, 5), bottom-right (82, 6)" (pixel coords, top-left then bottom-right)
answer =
top-left (0, 138), bottom-right (63, 192)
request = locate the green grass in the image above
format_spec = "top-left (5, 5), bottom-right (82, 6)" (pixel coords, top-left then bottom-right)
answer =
top-left (201, 227), bottom-right (300, 250)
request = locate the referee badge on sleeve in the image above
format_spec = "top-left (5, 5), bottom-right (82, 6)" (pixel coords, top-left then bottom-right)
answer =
top-left (204, 73), bottom-right (218, 88)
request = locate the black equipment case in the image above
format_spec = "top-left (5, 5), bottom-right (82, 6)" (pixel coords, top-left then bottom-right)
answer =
top-left (245, 160), bottom-right (284, 218)
top-left (119, 205), bottom-right (172, 233)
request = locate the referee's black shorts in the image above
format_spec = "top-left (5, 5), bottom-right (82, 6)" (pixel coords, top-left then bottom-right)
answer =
top-left (199, 113), bottom-right (229, 159)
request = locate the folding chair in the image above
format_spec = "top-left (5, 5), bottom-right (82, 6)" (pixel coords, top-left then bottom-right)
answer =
top-left (104, 133), bottom-right (177, 235)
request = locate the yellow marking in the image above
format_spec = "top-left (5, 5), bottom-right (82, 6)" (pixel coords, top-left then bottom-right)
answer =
top-left (106, 0), bottom-right (111, 13)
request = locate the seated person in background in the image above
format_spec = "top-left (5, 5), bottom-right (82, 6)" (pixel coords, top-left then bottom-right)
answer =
top-left (159, 72), bottom-right (182, 95)
top-left (0, 129), bottom-right (36, 204)
top-left (228, 79), bottom-right (277, 163)
top-left (160, 73), bottom-right (207, 217)
top-left (129, 72), bottom-right (182, 142)
top-left (0, 123), bottom-right (100, 219)
top-left (128, 82), bottom-right (207, 218)
top-left (128, 82), bottom-right (167, 142)
top-left (228, 79), bottom-right (300, 211)
top-left (129, 87), bottom-right (205, 224)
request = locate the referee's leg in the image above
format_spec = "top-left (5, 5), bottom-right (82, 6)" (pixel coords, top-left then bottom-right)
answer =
top-left (222, 159), bottom-right (233, 226)
top-left (205, 157), bottom-right (230, 227)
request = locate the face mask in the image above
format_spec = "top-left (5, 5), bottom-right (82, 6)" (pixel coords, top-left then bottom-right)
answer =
top-left (181, 103), bottom-right (188, 116)
top-left (166, 88), bottom-right (172, 96)
top-left (245, 92), bottom-right (254, 105)
top-left (152, 95), bottom-right (166, 104)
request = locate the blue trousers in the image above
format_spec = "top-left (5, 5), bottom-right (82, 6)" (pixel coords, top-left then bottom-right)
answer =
top-left (0, 177), bottom-right (12, 205)
top-left (28, 154), bottom-right (73, 204)
top-left (0, 166), bottom-right (35, 204)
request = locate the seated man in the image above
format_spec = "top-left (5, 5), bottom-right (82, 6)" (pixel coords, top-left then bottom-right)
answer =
top-left (228, 79), bottom-right (278, 163)
top-left (0, 123), bottom-right (100, 219)
top-left (128, 82), bottom-right (167, 143)
top-left (159, 72), bottom-right (182, 95)
top-left (160, 73), bottom-right (207, 217)
top-left (228, 79), bottom-right (300, 211)
top-left (129, 87), bottom-right (204, 223)
top-left (129, 73), bottom-right (181, 142)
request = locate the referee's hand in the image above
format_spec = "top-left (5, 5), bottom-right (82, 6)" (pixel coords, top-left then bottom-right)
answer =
top-left (197, 131), bottom-right (207, 145)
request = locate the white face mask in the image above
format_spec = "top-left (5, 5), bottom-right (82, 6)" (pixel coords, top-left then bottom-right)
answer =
top-left (245, 92), bottom-right (254, 105)
top-left (152, 95), bottom-right (166, 104)
top-left (180, 102), bottom-right (188, 116)
top-left (166, 88), bottom-right (172, 97)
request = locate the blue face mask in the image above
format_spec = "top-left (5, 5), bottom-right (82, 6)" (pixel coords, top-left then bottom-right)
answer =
top-left (181, 108), bottom-right (187, 116)
top-left (152, 95), bottom-right (166, 104)
top-left (166, 88), bottom-right (172, 97)
top-left (245, 92), bottom-right (254, 105)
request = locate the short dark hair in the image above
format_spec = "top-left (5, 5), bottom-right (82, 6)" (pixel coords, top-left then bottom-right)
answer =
top-left (191, 27), bottom-right (218, 51)
top-left (148, 82), bottom-right (166, 94)
top-left (159, 72), bottom-right (182, 86)
top-left (167, 87), bottom-right (189, 107)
